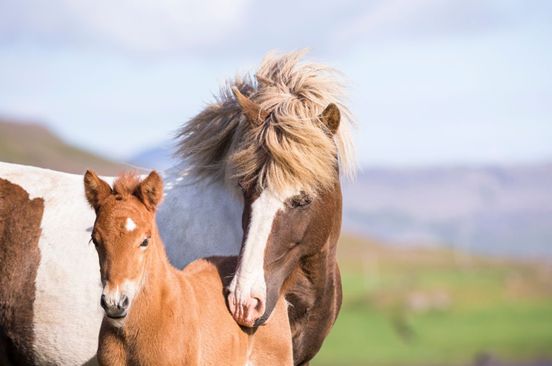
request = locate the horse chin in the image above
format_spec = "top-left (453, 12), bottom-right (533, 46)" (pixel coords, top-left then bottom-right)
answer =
top-left (105, 313), bottom-right (127, 328)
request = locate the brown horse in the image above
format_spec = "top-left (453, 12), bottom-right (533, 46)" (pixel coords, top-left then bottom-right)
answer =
top-left (177, 51), bottom-right (354, 365)
top-left (84, 170), bottom-right (293, 366)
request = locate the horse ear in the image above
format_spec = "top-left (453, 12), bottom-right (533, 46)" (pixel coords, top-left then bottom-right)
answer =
top-left (319, 103), bottom-right (340, 135)
top-left (84, 170), bottom-right (112, 212)
top-left (135, 171), bottom-right (163, 211)
top-left (232, 86), bottom-right (268, 125)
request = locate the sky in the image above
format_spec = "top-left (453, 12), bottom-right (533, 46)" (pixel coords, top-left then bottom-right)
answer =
top-left (0, 0), bottom-right (551, 167)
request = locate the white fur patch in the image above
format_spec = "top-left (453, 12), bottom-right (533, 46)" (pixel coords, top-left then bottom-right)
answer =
top-left (228, 188), bottom-right (296, 304)
top-left (125, 217), bottom-right (137, 231)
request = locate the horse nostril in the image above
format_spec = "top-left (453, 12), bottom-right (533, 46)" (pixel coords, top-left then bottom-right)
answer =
top-left (252, 296), bottom-right (265, 312)
top-left (100, 294), bottom-right (108, 310)
top-left (120, 295), bottom-right (129, 309)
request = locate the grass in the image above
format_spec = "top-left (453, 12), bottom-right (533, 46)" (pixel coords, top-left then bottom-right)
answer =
top-left (312, 235), bottom-right (552, 366)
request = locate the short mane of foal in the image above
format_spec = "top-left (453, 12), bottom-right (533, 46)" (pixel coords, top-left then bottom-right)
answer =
top-left (84, 170), bottom-right (292, 366)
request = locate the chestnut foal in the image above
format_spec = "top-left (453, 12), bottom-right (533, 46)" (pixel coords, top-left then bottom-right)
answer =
top-left (84, 170), bottom-right (292, 366)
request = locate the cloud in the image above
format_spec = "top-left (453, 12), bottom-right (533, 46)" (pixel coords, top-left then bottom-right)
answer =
top-left (0, 0), bottom-right (550, 58)
top-left (0, 0), bottom-right (249, 53)
top-left (331, 0), bottom-right (552, 48)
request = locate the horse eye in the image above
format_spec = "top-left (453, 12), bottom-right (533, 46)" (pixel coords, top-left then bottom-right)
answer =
top-left (140, 238), bottom-right (149, 248)
top-left (90, 236), bottom-right (98, 246)
top-left (290, 194), bottom-right (312, 208)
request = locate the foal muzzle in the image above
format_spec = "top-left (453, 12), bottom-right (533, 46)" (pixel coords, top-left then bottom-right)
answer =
top-left (101, 293), bottom-right (130, 319)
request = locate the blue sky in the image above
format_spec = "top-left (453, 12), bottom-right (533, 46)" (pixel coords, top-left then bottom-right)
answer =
top-left (0, 0), bottom-right (551, 167)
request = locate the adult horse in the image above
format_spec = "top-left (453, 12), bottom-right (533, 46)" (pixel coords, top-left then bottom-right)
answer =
top-left (0, 51), bottom-right (355, 365)
top-left (177, 51), bottom-right (355, 364)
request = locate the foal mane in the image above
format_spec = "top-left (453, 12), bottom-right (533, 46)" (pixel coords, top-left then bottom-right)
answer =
top-left (177, 50), bottom-right (356, 195)
top-left (112, 172), bottom-right (141, 197)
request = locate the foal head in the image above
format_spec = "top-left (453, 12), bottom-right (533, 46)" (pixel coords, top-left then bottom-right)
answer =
top-left (226, 88), bottom-right (343, 327)
top-left (84, 170), bottom-right (163, 324)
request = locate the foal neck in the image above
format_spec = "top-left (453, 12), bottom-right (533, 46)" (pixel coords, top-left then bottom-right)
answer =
top-left (132, 229), bottom-right (179, 316)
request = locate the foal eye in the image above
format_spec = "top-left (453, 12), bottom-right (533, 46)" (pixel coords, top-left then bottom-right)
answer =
top-left (290, 194), bottom-right (312, 208)
top-left (140, 238), bottom-right (150, 248)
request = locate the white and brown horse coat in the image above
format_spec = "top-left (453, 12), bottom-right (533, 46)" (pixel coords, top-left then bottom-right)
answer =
top-left (0, 162), bottom-right (243, 365)
top-left (0, 178), bottom-right (43, 365)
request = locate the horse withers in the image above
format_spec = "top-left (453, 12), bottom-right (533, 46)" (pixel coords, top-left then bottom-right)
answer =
top-left (84, 170), bottom-right (292, 365)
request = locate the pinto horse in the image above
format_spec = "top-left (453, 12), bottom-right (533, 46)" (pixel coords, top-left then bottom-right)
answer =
top-left (178, 51), bottom-right (355, 365)
top-left (0, 161), bottom-right (242, 365)
top-left (85, 170), bottom-right (292, 366)
top-left (0, 51), bottom-right (355, 365)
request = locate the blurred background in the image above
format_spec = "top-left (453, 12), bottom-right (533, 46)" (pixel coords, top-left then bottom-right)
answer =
top-left (1, 1), bottom-right (551, 365)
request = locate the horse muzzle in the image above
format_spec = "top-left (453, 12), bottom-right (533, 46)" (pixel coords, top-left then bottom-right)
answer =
top-left (227, 290), bottom-right (266, 327)
top-left (101, 293), bottom-right (130, 319)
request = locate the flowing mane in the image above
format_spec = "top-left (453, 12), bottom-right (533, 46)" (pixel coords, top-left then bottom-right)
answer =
top-left (177, 50), bottom-right (356, 195)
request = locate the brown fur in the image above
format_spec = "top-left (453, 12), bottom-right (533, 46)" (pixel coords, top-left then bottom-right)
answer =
top-left (0, 178), bottom-right (44, 365)
top-left (241, 178), bottom-right (343, 365)
top-left (176, 50), bottom-right (356, 195)
top-left (86, 172), bottom-right (293, 366)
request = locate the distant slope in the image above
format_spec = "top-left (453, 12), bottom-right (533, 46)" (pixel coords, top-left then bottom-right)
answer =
top-left (343, 165), bottom-right (552, 258)
top-left (128, 142), bottom-right (178, 171)
top-left (0, 119), bottom-right (127, 175)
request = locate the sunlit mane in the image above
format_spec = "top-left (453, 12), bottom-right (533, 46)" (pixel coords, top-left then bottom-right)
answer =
top-left (177, 50), bottom-right (356, 195)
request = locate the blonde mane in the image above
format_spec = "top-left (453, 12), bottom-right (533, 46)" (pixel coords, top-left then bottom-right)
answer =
top-left (177, 50), bottom-right (356, 195)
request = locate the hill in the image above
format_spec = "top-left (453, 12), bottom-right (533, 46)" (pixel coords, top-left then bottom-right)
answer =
top-left (128, 143), bottom-right (178, 171)
top-left (343, 165), bottom-right (552, 258)
top-left (0, 119), bottom-right (128, 175)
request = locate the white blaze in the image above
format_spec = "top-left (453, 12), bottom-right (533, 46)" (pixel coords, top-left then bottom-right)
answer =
top-left (125, 217), bottom-right (137, 231)
top-left (228, 188), bottom-right (294, 302)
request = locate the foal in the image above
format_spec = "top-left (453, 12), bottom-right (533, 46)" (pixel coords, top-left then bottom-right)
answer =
top-left (84, 170), bottom-right (292, 366)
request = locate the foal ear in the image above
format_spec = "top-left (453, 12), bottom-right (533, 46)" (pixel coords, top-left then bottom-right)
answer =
top-left (232, 86), bottom-right (269, 125)
top-left (135, 171), bottom-right (163, 211)
top-left (84, 170), bottom-right (112, 212)
top-left (319, 103), bottom-right (340, 135)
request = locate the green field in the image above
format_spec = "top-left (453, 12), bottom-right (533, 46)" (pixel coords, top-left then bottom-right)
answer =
top-left (312, 236), bottom-right (552, 366)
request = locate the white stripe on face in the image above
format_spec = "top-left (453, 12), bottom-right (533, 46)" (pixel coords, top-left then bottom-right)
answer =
top-left (125, 217), bottom-right (137, 231)
top-left (228, 188), bottom-right (291, 308)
